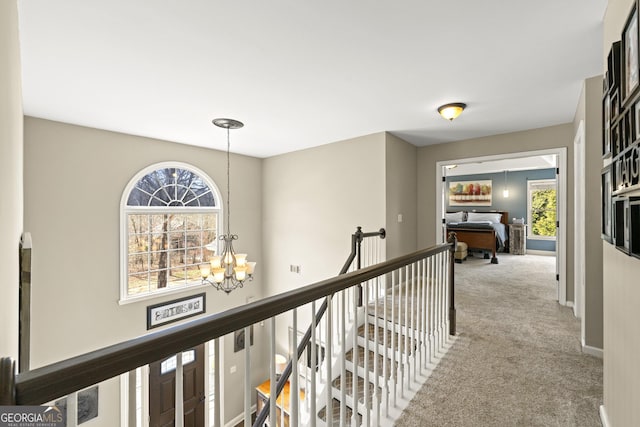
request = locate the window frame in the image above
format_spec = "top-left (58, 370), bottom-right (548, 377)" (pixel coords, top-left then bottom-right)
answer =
top-left (526, 178), bottom-right (557, 241)
top-left (120, 162), bottom-right (222, 304)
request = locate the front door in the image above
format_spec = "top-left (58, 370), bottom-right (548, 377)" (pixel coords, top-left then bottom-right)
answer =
top-left (149, 344), bottom-right (205, 427)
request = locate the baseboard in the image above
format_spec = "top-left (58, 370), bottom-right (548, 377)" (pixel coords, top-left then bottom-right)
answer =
top-left (524, 249), bottom-right (555, 256)
top-left (600, 405), bottom-right (611, 427)
top-left (225, 405), bottom-right (256, 427)
top-left (565, 301), bottom-right (574, 308)
top-left (582, 344), bottom-right (603, 359)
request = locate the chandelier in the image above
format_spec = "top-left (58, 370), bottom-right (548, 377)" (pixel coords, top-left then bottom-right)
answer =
top-left (201, 118), bottom-right (256, 293)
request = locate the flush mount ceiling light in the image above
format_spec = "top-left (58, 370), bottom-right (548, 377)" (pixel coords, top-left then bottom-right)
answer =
top-left (437, 103), bottom-right (467, 121)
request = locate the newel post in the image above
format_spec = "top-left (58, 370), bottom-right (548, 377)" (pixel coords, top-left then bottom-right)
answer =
top-left (0, 357), bottom-right (16, 405)
top-left (447, 232), bottom-right (457, 336)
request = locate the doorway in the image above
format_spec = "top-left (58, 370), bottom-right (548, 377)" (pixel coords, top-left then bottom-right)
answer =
top-left (436, 147), bottom-right (567, 305)
top-left (149, 344), bottom-right (205, 427)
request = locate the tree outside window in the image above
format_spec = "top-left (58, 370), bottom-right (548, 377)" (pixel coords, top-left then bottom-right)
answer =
top-left (527, 179), bottom-right (557, 239)
top-left (122, 163), bottom-right (221, 301)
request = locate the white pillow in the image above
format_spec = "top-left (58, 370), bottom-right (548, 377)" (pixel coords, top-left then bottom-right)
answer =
top-left (445, 211), bottom-right (465, 223)
top-left (467, 212), bottom-right (502, 224)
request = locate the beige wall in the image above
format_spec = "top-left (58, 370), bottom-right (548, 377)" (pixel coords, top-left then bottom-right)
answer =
top-left (0, 0), bottom-right (23, 360)
top-left (262, 132), bottom-right (386, 353)
top-left (385, 133), bottom-right (418, 258)
top-left (23, 117), bottom-right (265, 425)
top-left (603, 0), bottom-right (640, 425)
top-left (417, 124), bottom-right (575, 297)
top-left (574, 75), bottom-right (604, 350)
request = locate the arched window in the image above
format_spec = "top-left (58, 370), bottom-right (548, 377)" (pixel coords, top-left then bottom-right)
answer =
top-left (120, 163), bottom-right (221, 302)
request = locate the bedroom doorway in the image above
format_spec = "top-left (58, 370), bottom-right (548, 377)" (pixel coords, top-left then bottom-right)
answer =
top-left (436, 147), bottom-right (567, 306)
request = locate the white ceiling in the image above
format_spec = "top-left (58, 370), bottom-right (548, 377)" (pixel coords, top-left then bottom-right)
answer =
top-left (445, 155), bottom-right (557, 177)
top-left (17, 1), bottom-right (607, 158)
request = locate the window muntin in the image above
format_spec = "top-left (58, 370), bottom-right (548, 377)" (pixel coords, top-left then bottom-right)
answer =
top-left (160, 350), bottom-right (196, 375)
top-left (527, 179), bottom-right (557, 240)
top-left (121, 164), bottom-right (221, 302)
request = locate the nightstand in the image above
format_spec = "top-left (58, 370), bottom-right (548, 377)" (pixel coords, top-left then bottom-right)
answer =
top-left (509, 223), bottom-right (526, 255)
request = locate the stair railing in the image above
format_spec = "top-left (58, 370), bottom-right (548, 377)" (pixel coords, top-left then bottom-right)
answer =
top-left (253, 226), bottom-right (386, 427)
top-left (254, 231), bottom-right (458, 427)
top-left (0, 231), bottom-right (457, 427)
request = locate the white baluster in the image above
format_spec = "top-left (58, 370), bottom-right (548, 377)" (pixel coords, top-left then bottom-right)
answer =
top-left (399, 266), bottom-right (405, 400)
top-left (411, 262), bottom-right (417, 384)
top-left (429, 256), bottom-right (435, 364)
top-left (270, 318), bottom-right (277, 427)
top-left (392, 270), bottom-right (398, 408)
top-left (214, 339), bottom-right (221, 427)
top-left (440, 253), bottom-right (445, 347)
top-left (351, 285), bottom-right (358, 427)
top-left (176, 353), bottom-right (184, 427)
top-left (383, 270), bottom-right (389, 418)
top-left (291, 310), bottom-right (299, 427)
top-left (435, 253), bottom-right (441, 352)
top-left (326, 296), bottom-right (333, 427)
top-left (416, 260), bottom-right (423, 375)
top-left (340, 292), bottom-right (346, 427)
top-left (404, 265), bottom-right (410, 393)
top-left (364, 279), bottom-right (370, 427)
top-left (372, 277), bottom-right (381, 427)
top-left (420, 259), bottom-right (427, 371)
top-left (311, 302), bottom-right (317, 427)
top-left (438, 252), bottom-right (443, 347)
top-left (244, 325), bottom-right (251, 427)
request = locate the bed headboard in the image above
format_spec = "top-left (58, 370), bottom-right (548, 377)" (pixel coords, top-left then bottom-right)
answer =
top-left (496, 211), bottom-right (509, 225)
top-left (447, 210), bottom-right (509, 225)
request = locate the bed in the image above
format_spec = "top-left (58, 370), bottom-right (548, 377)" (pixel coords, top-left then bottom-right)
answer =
top-left (446, 211), bottom-right (509, 264)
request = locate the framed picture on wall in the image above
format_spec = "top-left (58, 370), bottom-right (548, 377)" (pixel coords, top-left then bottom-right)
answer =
top-left (623, 3), bottom-right (640, 102)
top-left (635, 102), bottom-right (640, 141)
top-left (602, 165), bottom-right (613, 243)
top-left (603, 94), bottom-right (611, 157)
top-left (448, 180), bottom-right (492, 206)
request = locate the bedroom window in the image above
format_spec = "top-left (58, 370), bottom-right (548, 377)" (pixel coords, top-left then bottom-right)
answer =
top-left (120, 163), bottom-right (221, 302)
top-left (527, 179), bottom-right (557, 240)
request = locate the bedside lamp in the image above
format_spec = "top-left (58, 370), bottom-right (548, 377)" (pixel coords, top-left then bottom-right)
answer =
top-left (275, 354), bottom-right (287, 379)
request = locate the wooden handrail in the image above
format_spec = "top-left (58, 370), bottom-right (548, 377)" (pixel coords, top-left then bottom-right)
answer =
top-left (2, 241), bottom-right (454, 406)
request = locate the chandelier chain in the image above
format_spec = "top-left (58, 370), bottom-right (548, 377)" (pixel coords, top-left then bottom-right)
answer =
top-left (226, 126), bottom-right (231, 236)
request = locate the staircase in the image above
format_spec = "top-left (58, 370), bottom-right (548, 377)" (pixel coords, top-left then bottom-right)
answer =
top-left (313, 272), bottom-right (455, 427)
top-left (252, 230), bottom-right (457, 427)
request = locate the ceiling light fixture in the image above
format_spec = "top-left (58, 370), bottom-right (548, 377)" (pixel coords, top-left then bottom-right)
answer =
top-left (438, 103), bottom-right (467, 121)
top-left (201, 118), bottom-right (256, 294)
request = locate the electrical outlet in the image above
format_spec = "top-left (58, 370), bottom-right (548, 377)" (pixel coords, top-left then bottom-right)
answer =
top-left (290, 265), bottom-right (301, 274)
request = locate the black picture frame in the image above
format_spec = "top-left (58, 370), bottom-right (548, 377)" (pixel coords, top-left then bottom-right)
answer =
top-left (608, 41), bottom-right (622, 92)
top-left (630, 198), bottom-right (640, 258)
top-left (146, 293), bottom-right (206, 329)
top-left (233, 325), bottom-right (254, 352)
top-left (602, 165), bottom-right (613, 243)
top-left (635, 102), bottom-right (640, 142)
top-left (612, 89), bottom-right (621, 121)
top-left (604, 94), bottom-right (612, 157)
top-left (623, 3), bottom-right (640, 104)
top-left (614, 197), bottom-right (630, 253)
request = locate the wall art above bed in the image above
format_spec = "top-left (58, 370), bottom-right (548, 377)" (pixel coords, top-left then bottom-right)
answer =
top-left (448, 180), bottom-right (492, 206)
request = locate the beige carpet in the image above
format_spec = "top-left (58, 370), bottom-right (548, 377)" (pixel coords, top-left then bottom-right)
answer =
top-left (395, 252), bottom-right (603, 427)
